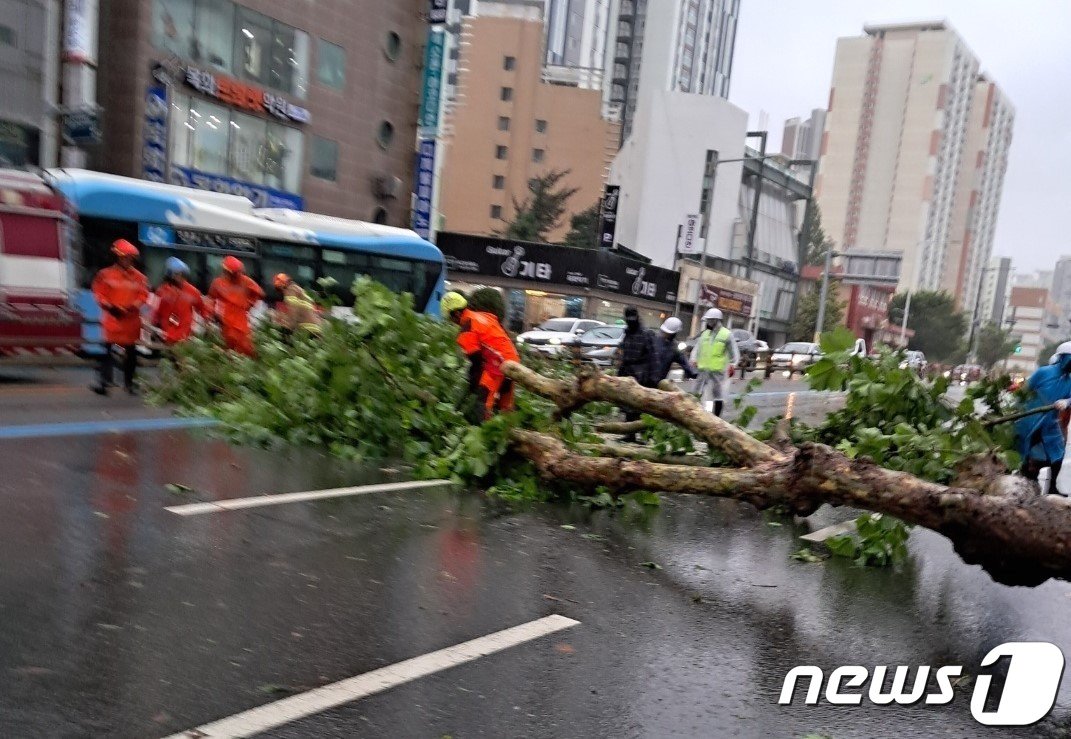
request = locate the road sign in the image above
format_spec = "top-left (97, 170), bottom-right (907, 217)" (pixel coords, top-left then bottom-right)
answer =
top-left (61, 108), bottom-right (100, 146)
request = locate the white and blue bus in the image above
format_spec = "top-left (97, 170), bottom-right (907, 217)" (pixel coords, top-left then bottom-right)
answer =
top-left (44, 170), bottom-right (446, 351)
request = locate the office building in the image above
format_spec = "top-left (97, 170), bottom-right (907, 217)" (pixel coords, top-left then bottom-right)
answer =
top-left (1006, 286), bottom-right (1059, 372)
top-left (978, 255), bottom-right (1012, 326)
top-left (438, 1), bottom-right (620, 241)
top-left (88, 0), bottom-right (425, 223)
top-left (606, 0), bottom-right (740, 142)
top-left (781, 108), bottom-right (825, 161)
top-left (817, 21), bottom-right (1013, 305)
top-left (1050, 256), bottom-right (1071, 316)
top-left (0, 0), bottom-right (59, 168)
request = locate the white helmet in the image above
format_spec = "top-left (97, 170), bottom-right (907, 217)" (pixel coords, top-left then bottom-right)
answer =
top-left (660, 317), bottom-right (683, 334)
top-left (703, 308), bottom-right (723, 322)
top-left (1056, 341), bottom-right (1071, 357)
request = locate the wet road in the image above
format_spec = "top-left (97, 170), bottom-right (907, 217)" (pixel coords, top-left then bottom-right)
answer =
top-left (0, 366), bottom-right (1068, 737)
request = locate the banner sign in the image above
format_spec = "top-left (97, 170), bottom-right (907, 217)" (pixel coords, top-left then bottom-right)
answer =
top-left (597, 184), bottom-right (620, 248)
top-left (63, 0), bottom-right (95, 64)
top-left (142, 85), bottom-right (169, 183)
top-left (418, 30), bottom-right (446, 131)
top-left (437, 232), bottom-right (679, 304)
top-left (170, 165), bottom-right (303, 210)
top-left (138, 223), bottom-right (259, 255)
top-left (62, 108), bottom-right (101, 146)
top-left (428, 0), bottom-right (448, 23)
top-left (679, 213), bottom-right (701, 254)
top-left (699, 284), bottom-right (754, 316)
top-left (412, 139), bottom-right (436, 239)
top-left (184, 66), bottom-right (310, 124)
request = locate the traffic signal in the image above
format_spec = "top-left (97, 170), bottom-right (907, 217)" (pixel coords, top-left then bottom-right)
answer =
top-left (1014, 344), bottom-right (1022, 354)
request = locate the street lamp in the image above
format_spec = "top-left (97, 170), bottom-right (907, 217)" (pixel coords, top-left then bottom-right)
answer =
top-left (813, 248), bottom-right (841, 341)
top-left (967, 265), bottom-right (997, 363)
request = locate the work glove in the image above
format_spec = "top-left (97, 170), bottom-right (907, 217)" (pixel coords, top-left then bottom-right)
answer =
top-left (1056, 399), bottom-right (1070, 412)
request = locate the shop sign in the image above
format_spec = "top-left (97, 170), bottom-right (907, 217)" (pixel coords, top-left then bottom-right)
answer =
top-left (699, 284), bottom-right (754, 316)
top-left (62, 108), bottom-right (101, 146)
top-left (597, 185), bottom-right (620, 248)
top-left (412, 139), bottom-right (436, 239)
top-left (184, 66), bottom-right (310, 124)
top-left (170, 165), bottom-right (303, 210)
top-left (63, 0), bottom-right (95, 64)
top-left (437, 232), bottom-right (680, 304)
top-left (142, 85), bottom-right (169, 183)
top-left (428, 0), bottom-right (448, 23)
top-left (418, 29), bottom-right (446, 131)
top-left (679, 214), bottom-right (701, 254)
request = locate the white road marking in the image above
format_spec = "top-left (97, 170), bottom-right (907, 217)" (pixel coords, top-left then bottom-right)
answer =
top-left (164, 480), bottom-right (453, 516)
top-left (164, 614), bottom-right (580, 738)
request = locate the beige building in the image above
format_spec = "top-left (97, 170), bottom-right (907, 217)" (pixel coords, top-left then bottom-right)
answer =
top-left (1007, 286), bottom-right (1057, 372)
top-left (439, 2), bottom-right (619, 242)
top-left (817, 21), bottom-right (1013, 311)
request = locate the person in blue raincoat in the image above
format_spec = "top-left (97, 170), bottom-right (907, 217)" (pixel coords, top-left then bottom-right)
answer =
top-left (1015, 341), bottom-right (1071, 495)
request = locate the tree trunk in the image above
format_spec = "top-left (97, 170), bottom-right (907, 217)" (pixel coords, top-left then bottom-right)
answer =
top-left (501, 361), bottom-right (1071, 587)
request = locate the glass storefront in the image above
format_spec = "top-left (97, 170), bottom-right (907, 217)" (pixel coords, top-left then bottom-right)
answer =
top-left (170, 92), bottom-right (304, 195)
top-left (152, 0), bottom-right (310, 99)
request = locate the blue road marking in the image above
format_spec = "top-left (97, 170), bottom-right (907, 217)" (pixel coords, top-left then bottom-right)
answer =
top-left (0, 417), bottom-right (218, 440)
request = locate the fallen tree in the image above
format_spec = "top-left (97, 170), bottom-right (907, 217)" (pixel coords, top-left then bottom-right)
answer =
top-left (154, 278), bottom-right (1064, 587)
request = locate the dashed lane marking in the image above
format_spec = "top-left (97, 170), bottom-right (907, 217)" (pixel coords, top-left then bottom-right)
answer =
top-left (164, 479), bottom-right (454, 516)
top-left (163, 614), bottom-right (580, 738)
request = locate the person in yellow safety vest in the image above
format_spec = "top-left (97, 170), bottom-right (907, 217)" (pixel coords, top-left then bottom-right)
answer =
top-left (272, 273), bottom-right (324, 336)
top-left (689, 307), bottom-right (740, 417)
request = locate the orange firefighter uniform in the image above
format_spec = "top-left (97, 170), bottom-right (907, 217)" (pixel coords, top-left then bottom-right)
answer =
top-left (208, 258), bottom-right (264, 355)
top-left (92, 258), bottom-right (149, 345)
top-left (153, 280), bottom-right (208, 344)
top-left (456, 308), bottom-right (520, 417)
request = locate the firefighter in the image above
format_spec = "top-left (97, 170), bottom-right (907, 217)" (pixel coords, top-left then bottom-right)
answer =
top-left (207, 256), bottom-right (264, 356)
top-left (440, 291), bottom-right (519, 421)
top-left (272, 273), bottom-right (323, 336)
top-left (91, 239), bottom-right (149, 396)
top-left (153, 257), bottom-right (207, 345)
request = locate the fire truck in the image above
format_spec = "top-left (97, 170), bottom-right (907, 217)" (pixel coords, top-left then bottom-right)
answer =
top-left (0, 169), bottom-right (83, 357)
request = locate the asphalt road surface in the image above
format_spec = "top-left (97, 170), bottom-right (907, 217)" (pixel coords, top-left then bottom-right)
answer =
top-left (1, 365), bottom-right (1069, 738)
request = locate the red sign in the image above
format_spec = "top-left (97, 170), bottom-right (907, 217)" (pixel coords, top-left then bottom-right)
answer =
top-left (183, 66), bottom-right (310, 124)
top-left (699, 284), bottom-right (754, 316)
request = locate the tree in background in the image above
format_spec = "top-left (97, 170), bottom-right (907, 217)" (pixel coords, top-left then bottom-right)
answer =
top-left (803, 205), bottom-right (835, 266)
top-left (887, 291), bottom-right (968, 363)
top-left (790, 283), bottom-right (844, 341)
top-left (501, 170), bottom-right (579, 243)
top-left (1038, 339), bottom-right (1064, 368)
top-left (562, 201), bottom-right (601, 249)
top-left (975, 322), bottom-right (1019, 370)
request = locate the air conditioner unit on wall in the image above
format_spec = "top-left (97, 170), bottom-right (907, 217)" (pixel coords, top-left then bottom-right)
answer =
top-left (373, 175), bottom-right (403, 200)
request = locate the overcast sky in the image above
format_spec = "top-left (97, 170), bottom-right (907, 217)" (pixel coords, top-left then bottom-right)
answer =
top-left (728, 0), bottom-right (1070, 275)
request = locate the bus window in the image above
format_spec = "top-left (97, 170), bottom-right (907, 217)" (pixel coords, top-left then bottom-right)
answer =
top-left (205, 253), bottom-right (255, 284)
top-left (78, 217), bottom-right (140, 288)
top-left (142, 248), bottom-right (204, 290)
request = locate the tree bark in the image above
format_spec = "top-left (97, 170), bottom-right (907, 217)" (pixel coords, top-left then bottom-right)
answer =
top-left (502, 362), bottom-right (1071, 587)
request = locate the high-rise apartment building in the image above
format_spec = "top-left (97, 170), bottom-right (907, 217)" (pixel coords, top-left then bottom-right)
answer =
top-left (545, 0), bottom-right (612, 84)
top-left (439, 1), bottom-right (620, 241)
top-left (978, 255), bottom-right (1012, 326)
top-left (606, 0), bottom-right (740, 142)
top-left (781, 108), bottom-right (826, 162)
top-left (817, 21), bottom-right (1013, 311)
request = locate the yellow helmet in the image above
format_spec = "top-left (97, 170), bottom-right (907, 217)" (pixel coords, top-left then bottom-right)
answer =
top-left (440, 291), bottom-right (468, 316)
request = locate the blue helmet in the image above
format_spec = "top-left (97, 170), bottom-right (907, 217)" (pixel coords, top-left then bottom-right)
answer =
top-left (165, 256), bottom-right (189, 275)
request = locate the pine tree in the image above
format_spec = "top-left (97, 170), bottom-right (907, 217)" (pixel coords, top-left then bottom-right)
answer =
top-left (562, 201), bottom-right (601, 249)
top-left (502, 170), bottom-right (579, 242)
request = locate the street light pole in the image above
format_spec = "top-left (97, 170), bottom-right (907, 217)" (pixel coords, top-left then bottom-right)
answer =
top-left (813, 247), bottom-right (834, 341)
top-left (967, 266), bottom-right (995, 363)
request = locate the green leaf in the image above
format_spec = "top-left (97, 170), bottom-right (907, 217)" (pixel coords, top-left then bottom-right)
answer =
top-left (819, 325), bottom-right (858, 354)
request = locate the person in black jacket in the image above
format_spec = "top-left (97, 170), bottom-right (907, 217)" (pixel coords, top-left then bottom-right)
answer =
top-left (615, 306), bottom-right (656, 440)
top-left (651, 316), bottom-right (698, 385)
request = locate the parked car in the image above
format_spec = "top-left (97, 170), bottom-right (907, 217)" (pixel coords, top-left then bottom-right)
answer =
top-left (576, 325), bottom-right (625, 367)
top-left (517, 318), bottom-right (606, 355)
top-left (766, 342), bottom-right (822, 376)
top-left (900, 350), bottom-right (928, 374)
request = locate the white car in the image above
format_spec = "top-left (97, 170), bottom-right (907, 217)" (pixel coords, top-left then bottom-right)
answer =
top-left (517, 318), bottom-right (606, 355)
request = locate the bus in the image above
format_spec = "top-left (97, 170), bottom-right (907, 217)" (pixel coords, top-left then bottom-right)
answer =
top-left (43, 169), bottom-right (446, 352)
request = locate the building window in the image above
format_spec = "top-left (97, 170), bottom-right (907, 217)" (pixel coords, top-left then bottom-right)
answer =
top-left (491, 205), bottom-right (503, 219)
top-left (384, 31), bottom-right (402, 61)
top-left (495, 145), bottom-right (508, 160)
top-left (316, 38), bottom-right (346, 90)
top-left (500, 87), bottom-right (513, 102)
top-left (376, 120), bottom-right (395, 150)
top-left (497, 116), bottom-right (510, 131)
top-left (535, 119), bottom-right (547, 133)
top-left (195, 0), bottom-right (235, 72)
top-left (532, 148), bottom-right (545, 163)
top-left (372, 207), bottom-right (389, 224)
top-left (492, 175), bottom-right (505, 190)
top-left (310, 136), bottom-right (339, 181)
top-left (503, 56), bottom-right (516, 71)
top-left (188, 99), bottom-right (229, 175)
top-left (0, 25), bottom-right (14, 47)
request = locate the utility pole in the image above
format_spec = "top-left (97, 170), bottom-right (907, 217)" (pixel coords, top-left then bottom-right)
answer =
top-left (743, 132), bottom-right (767, 280)
top-left (813, 247), bottom-right (835, 341)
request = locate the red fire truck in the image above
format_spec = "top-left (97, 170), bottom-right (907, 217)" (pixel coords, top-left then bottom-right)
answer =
top-left (0, 169), bottom-right (83, 357)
